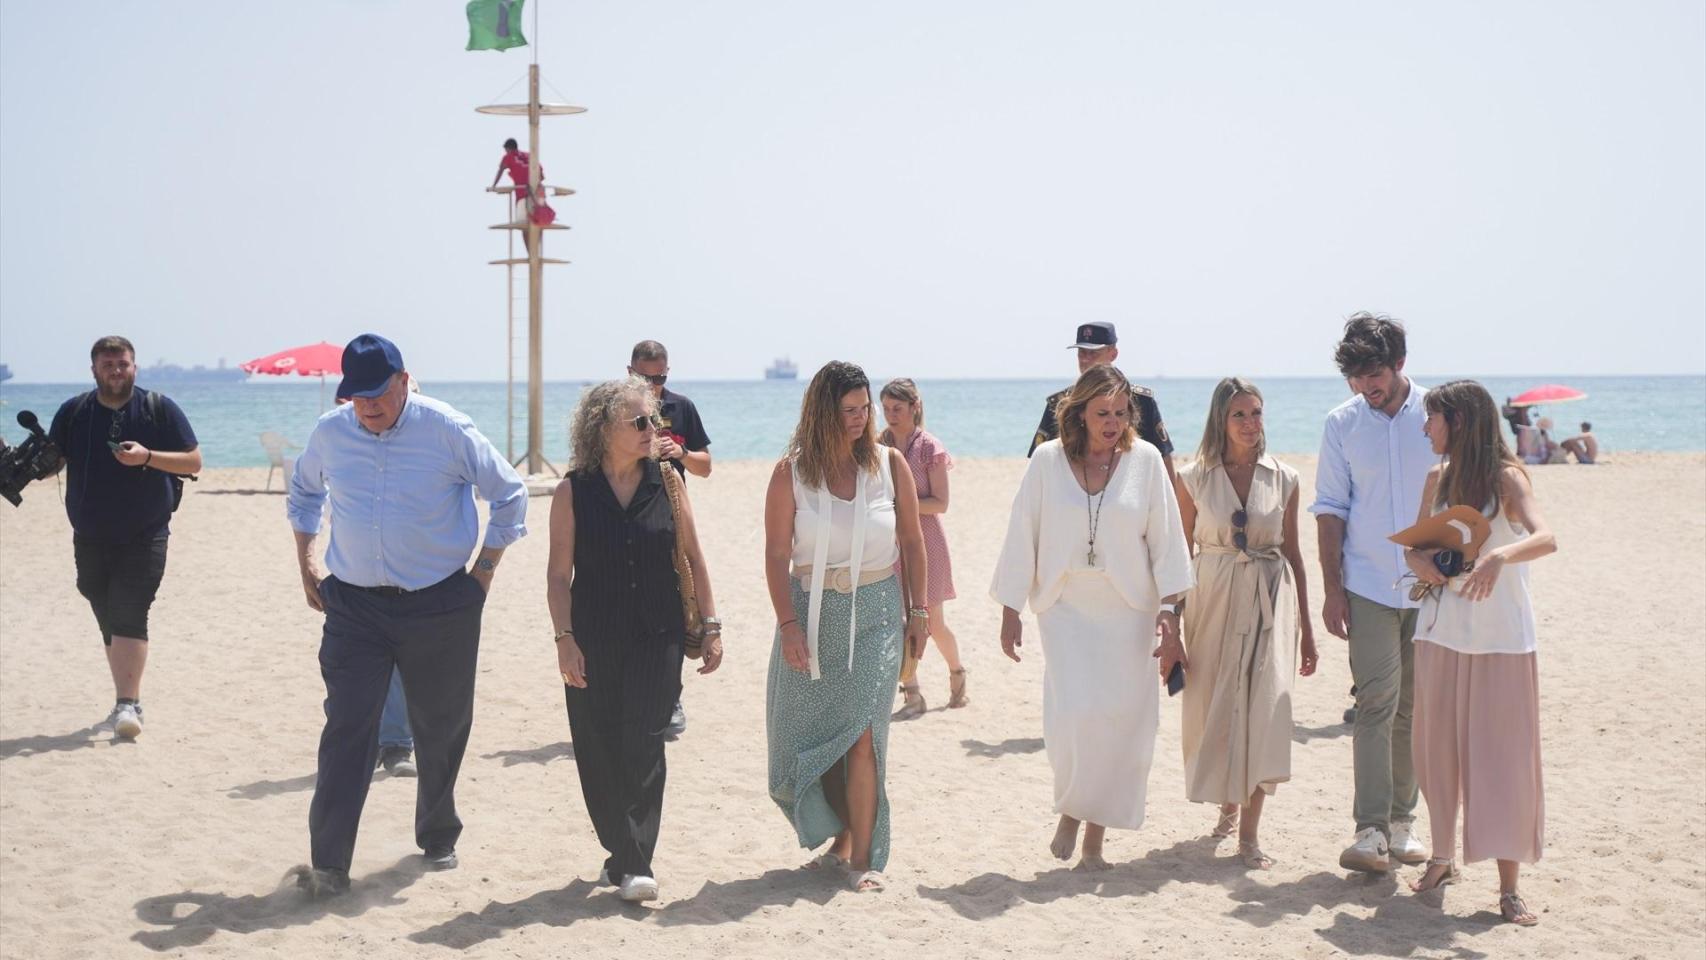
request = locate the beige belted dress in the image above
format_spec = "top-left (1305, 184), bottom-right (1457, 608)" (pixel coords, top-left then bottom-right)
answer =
top-left (1178, 456), bottom-right (1301, 806)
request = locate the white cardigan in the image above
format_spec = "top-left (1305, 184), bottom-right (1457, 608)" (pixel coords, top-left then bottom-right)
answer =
top-left (990, 439), bottom-right (1194, 615)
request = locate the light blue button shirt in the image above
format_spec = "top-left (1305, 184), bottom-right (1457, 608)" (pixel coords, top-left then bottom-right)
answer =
top-left (287, 395), bottom-right (528, 590)
top-left (1308, 381), bottom-right (1436, 609)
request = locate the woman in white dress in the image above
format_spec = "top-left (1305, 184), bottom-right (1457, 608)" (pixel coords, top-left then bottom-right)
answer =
top-left (991, 364), bottom-right (1194, 869)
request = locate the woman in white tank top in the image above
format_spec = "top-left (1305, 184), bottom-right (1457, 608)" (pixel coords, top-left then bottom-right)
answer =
top-left (1402, 381), bottom-right (1557, 926)
top-left (762, 362), bottom-right (929, 894)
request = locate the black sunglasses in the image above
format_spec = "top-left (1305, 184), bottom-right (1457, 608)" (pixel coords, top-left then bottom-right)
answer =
top-left (629, 414), bottom-right (660, 432)
top-left (108, 409), bottom-right (125, 441)
top-left (638, 373), bottom-right (668, 386)
top-left (1232, 509), bottom-right (1249, 553)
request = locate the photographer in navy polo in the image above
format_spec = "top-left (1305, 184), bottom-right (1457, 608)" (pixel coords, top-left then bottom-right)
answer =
top-left (47, 335), bottom-right (201, 740)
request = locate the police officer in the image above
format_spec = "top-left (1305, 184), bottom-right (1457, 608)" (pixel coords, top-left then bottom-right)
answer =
top-left (1029, 322), bottom-right (1176, 483)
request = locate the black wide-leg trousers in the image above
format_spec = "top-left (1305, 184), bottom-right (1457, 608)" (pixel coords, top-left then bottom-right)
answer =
top-left (564, 629), bottom-right (683, 881)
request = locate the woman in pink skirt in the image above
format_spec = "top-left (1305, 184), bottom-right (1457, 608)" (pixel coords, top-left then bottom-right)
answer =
top-left (879, 379), bottom-right (967, 718)
top-left (1403, 380), bottom-right (1555, 926)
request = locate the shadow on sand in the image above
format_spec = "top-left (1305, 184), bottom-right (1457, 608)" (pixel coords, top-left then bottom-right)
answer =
top-left (959, 737), bottom-right (1045, 759)
top-left (480, 741), bottom-right (574, 767)
top-left (409, 866), bottom-right (847, 948)
top-left (131, 856), bottom-right (428, 951)
top-left (0, 724), bottom-right (118, 759)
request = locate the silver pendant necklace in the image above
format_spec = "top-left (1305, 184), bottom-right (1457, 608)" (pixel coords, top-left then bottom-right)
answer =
top-left (1080, 456), bottom-right (1113, 565)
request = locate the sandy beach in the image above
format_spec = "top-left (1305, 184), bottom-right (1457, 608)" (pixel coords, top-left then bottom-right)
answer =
top-left (1, 453), bottom-right (1701, 959)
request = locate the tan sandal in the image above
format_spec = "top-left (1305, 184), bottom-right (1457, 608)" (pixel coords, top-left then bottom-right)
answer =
top-left (1237, 842), bottom-right (1274, 870)
top-left (1211, 806), bottom-right (1239, 839)
top-left (1409, 857), bottom-right (1459, 892)
top-left (1499, 892), bottom-right (1539, 926)
top-left (947, 669), bottom-right (970, 708)
top-left (891, 684), bottom-right (925, 721)
top-left (847, 868), bottom-right (886, 893)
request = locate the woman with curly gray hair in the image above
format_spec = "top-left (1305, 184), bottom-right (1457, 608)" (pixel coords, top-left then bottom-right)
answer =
top-left (545, 376), bottom-right (721, 903)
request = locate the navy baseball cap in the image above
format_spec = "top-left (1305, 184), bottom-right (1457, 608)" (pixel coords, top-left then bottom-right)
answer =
top-left (336, 334), bottom-right (406, 399)
top-left (1069, 322), bottom-right (1118, 349)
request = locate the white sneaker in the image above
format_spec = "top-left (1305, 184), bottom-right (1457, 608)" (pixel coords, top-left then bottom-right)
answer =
top-left (1389, 818), bottom-right (1428, 865)
top-left (111, 703), bottom-right (143, 740)
top-left (1339, 826), bottom-right (1390, 873)
top-left (617, 874), bottom-right (659, 902)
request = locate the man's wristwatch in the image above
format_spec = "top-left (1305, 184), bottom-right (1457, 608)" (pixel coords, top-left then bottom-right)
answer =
top-left (474, 557), bottom-right (497, 574)
top-left (1161, 602), bottom-right (1184, 617)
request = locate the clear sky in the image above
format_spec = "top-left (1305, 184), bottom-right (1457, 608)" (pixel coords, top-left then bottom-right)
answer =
top-left (2, 1), bottom-right (1701, 383)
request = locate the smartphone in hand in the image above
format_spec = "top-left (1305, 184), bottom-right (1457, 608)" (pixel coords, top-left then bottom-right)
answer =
top-left (1166, 661), bottom-right (1185, 697)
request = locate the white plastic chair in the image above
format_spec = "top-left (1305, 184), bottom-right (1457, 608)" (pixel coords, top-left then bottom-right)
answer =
top-left (261, 431), bottom-right (299, 491)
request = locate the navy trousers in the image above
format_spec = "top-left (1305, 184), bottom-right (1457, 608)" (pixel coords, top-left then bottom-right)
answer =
top-left (309, 571), bottom-right (485, 872)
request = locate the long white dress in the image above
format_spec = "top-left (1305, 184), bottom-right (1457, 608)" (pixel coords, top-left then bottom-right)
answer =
top-left (990, 439), bottom-right (1194, 829)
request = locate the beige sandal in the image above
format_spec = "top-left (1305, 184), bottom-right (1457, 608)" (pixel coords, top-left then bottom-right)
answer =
top-left (947, 669), bottom-right (970, 708)
top-left (847, 868), bottom-right (886, 893)
top-left (1409, 857), bottom-right (1459, 892)
top-left (891, 684), bottom-right (926, 721)
top-left (1211, 806), bottom-right (1239, 839)
top-left (1499, 892), bottom-right (1539, 926)
top-left (1237, 842), bottom-right (1274, 870)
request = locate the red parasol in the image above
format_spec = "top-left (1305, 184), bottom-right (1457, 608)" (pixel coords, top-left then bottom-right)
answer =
top-left (1508, 384), bottom-right (1587, 407)
top-left (241, 341), bottom-right (344, 411)
top-left (240, 342), bottom-right (343, 378)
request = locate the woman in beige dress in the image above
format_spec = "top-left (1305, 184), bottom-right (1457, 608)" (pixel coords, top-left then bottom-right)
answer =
top-left (1174, 378), bottom-right (1318, 869)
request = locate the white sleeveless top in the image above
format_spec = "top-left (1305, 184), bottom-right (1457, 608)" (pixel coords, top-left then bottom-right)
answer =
top-left (790, 452), bottom-right (900, 572)
top-left (1415, 500), bottom-right (1538, 656)
top-left (789, 450), bottom-right (900, 679)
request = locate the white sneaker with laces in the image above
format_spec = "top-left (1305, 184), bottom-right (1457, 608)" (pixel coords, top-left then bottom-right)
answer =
top-left (112, 703), bottom-right (143, 740)
top-left (1339, 826), bottom-right (1390, 873)
top-left (1389, 818), bottom-right (1428, 865)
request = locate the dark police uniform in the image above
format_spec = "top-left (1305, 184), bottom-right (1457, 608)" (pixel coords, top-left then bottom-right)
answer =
top-left (657, 387), bottom-right (710, 477)
top-left (1028, 321), bottom-right (1173, 458)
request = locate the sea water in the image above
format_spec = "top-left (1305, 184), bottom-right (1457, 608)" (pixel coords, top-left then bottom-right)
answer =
top-left (2, 375), bottom-right (1700, 469)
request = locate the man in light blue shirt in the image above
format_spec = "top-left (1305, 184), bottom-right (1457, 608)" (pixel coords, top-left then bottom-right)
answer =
top-left (1309, 314), bottom-right (1436, 875)
top-left (285, 334), bottom-right (527, 896)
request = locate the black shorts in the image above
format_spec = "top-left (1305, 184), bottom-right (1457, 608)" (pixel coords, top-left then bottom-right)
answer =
top-left (74, 536), bottom-right (169, 644)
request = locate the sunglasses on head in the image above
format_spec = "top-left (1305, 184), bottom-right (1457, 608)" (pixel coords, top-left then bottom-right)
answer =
top-left (1231, 509), bottom-right (1248, 553)
top-left (629, 414), bottom-right (660, 432)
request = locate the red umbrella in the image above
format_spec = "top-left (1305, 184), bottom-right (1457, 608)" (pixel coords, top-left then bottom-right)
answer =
top-left (240, 342), bottom-right (343, 377)
top-left (1509, 384), bottom-right (1587, 407)
top-left (241, 341), bottom-right (344, 411)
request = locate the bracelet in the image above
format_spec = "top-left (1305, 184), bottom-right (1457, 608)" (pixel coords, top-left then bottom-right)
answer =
top-left (778, 618), bottom-right (799, 630)
top-left (907, 607), bottom-right (929, 620)
top-left (553, 628), bottom-right (574, 643)
top-left (144, 450), bottom-right (152, 466)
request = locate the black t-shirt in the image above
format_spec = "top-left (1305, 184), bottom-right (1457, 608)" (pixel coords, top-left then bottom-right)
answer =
top-left (48, 388), bottom-right (198, 543)
top-left (1028, 384), bottom-right (1173, 457)
top-left (657, 387), bottom-right (710, 476)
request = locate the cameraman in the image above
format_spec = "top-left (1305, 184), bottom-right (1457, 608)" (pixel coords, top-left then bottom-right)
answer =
top-left (47, 336), bottom-right (201, 740)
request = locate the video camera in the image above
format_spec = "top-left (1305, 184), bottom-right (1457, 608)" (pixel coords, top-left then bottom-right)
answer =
top-left (0, 411), bottom-right (64, 506)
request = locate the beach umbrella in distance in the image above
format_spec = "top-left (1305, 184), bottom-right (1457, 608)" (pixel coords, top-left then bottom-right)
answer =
top-left (240, 341), bottom-right (343, 411)
top-left (1509, 384), bottom-right (1588, 407)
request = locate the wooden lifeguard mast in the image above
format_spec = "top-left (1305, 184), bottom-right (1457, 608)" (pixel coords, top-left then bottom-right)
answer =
top-left (478, 63), bottom-right (585, 477)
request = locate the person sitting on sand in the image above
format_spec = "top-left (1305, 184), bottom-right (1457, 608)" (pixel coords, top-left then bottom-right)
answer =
top-left (991, 364), bottom-right (1193, 871)
top-left (764, 362), bottom-right (929, 893)
top-left (1405, 380), bottom-right (1554, 927)
top-left (1560, 422), bottom-right (1598, 464)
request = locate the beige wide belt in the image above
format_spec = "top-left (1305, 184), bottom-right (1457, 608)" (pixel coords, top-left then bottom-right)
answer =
top-left (793, 565), bottom-right (893, 595)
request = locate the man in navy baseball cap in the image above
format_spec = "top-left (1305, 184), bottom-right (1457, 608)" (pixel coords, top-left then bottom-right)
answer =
top-left (336, 334), bottom-right (406, 401)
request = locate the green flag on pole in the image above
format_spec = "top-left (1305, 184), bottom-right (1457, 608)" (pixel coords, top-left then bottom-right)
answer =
top-left (467, 0), bottom-right (527, 52)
